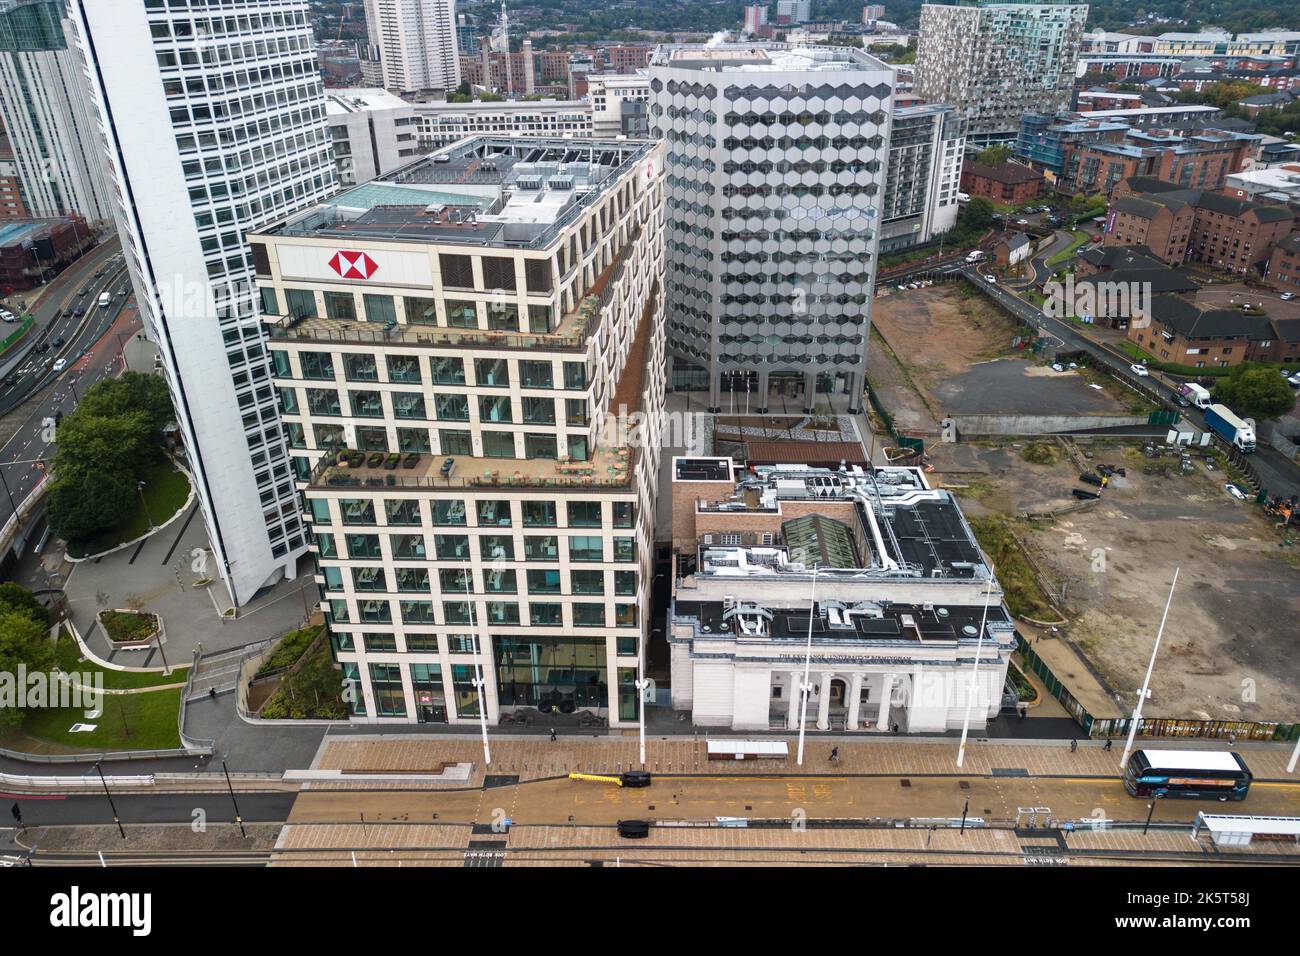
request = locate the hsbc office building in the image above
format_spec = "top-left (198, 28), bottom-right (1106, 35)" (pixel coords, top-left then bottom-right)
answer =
top-left (250, 136), bottom-right (667, 726)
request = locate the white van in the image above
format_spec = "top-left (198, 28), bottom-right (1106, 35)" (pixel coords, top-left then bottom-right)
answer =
top-left (98, 291), bottom-right (111, 308)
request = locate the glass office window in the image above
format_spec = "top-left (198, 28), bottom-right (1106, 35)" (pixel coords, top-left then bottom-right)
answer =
top-left (480, 534), bottom-right (515, 561)
top-left (434, 534), bottom-right (470, 559)
top-left (569, 536), bottom-right (603, 562)
top-left (481, 432), bottom-right (516, 458)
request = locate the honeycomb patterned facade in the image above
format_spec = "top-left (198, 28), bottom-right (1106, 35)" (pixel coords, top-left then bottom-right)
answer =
top-left (648, 44), bottom-right (896, 411)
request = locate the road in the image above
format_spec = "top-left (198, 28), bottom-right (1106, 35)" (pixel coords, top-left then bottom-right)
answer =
top-left (3, 792), bottom-right (296, 828)
top-left (0, 238), bottom-right (127, 409)
top-left (0, 267), bottom-right (141, 530)
top-left (966, 266), bottom-right (1300, 499)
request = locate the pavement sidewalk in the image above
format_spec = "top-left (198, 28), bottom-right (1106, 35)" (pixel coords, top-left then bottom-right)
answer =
top-left (303, 734), bottom-right (1300, 787)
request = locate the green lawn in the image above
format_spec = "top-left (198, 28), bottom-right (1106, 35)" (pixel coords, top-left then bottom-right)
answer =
top-left (55, 630), bottom-right (188, 689)
top-left (20, 687), bottom-right (182, 751)
top-left (1045, 230), bottom-right (1090, 268)
top-left (66, 459), bottom-right (191, 558)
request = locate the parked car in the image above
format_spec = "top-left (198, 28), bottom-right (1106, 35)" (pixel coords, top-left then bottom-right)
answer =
top-left (1016, 218), bottom-right (1029, 226)
top-left (1281, 292), bottom-right (1296, 301)
top-left (1224, 483), bottom-right (1248, 501)
top-left (1130, 363), bottom-right (1150, 377)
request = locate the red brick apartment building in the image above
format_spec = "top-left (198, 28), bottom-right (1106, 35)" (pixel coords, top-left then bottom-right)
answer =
top-left (1127, 294), bottom-right (1286, 367)
top-left (1106, 177), bottom-right (1294, 273)
top-left (1266, 233), bottom-right (1300, 286)
top-left (1060, 130), bottom-right (1256, 196)
top-left (0, 134), bottom-right (26, 221)
top-left (960, 162), bottom-right (1045, 205)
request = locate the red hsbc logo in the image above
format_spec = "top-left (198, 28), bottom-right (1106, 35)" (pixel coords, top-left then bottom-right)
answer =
top-left (328, 250), bottom-right (379, 280)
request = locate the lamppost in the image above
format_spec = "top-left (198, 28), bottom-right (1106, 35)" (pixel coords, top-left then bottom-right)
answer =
top-left (0, 466), bottom-right (15, 512)
top-left (635, 673), bottom-right (651, 768)
top-left (795, 564), bottom-right (820, 767)
top-left (463, 563), bottom-right (490, 766)
top-left (956, 571), bottom-right (996, 769)
top-left (1143, 794), bottom-right (1163, 836)
top-left (138, 479), bottom-right (154, 529)
top-left (1120, 569), bottom-right (1179, 772)
top-left (93, 762), bottom-right (126, 839)
top-left (221, 754), bottom-right (246, 838)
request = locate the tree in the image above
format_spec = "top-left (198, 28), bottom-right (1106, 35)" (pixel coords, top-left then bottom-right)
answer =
top-left (46, 470), bottom-right (137, 542)
top-left (0, 610), bottom-right (55, 729)
top-left (974, 144), bottom-right (1012, 166)
top-left (960, 197), bottom-right (995, 232)
top-left (45, 370), bottom-right (176, 543)
top-left (76, 373), bottom-right (172, 438)
top-left (0, 583), bottom-right (48, 627)
top-left (1213, 363), bottom-right (1298, 422)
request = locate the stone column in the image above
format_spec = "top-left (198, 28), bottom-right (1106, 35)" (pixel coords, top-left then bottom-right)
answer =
top-left (877, 673), bottom-right (894, 732)
top-left (816, 672), bottom-right (833, 731)
top-left (787, 671), bottom-right (803, 730)
top-left (846, 673), bottom-right (863, 731)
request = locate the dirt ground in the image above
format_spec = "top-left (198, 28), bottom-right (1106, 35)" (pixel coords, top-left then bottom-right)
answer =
top-left (871, 284), bottom-right (1135, 425)
top-left (933, 439), bottom-right (1300, 723)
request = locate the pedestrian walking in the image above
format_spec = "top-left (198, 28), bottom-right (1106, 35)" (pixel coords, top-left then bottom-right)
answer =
top-left (1227, 732), bottom-right (1237, 747)
top-left (830, 746), bottom-right (839, 763)
top-left (891, 723), bottom-right (899, 735)
top-left (208, 687), bottom-right (216, 701)
top-left (1070, 738), bottom-right (1078, 753)
top-left (1018, 704), bottom-right (1027, 720)
top-left (1103, 738), bottom-right (1113, 752)
top-left (549, 728), bottom-right (557, 742)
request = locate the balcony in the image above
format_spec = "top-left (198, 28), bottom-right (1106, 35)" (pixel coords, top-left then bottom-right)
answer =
top-left (264, 218), bottom-right (645, 355)
top-left (307, 444), bottom-right (634, 493)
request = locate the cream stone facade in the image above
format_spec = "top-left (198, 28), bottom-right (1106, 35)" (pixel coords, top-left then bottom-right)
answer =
top-left (251, 136), bottom-right (665, 726)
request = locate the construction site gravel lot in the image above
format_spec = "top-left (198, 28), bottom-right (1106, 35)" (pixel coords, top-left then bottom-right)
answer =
top-left (933, 439), bottom-right (1300, 723)
top-left (871, 284), bottom-right (1140, 426)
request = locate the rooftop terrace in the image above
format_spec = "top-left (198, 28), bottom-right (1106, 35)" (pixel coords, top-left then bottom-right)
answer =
top-left (260, 136), bottom-right (653, 249)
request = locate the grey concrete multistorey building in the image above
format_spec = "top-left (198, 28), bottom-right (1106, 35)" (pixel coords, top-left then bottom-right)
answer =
top-left (66, 0), bottom-right (339, 605)
top-left (880, 102), bottom-right (966, 253)
top-left (915, 1), bottom-right (1089, 146)
top-left (0, 0), bottom-right (113, 224)
top-left (325, 88), bottom-right (420, 186)
top-left (250, 136), bottom-right (666, 726)
top-left (648, 43), bottom-right (895, 413)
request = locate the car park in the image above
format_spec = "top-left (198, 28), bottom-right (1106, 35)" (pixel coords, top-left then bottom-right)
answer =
top-left (1130, 363), bottom-right (1150, 377)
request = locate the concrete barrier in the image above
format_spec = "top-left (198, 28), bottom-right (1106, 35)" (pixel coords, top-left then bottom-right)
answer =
top-left (949, 414), bottom-right (1149, 437)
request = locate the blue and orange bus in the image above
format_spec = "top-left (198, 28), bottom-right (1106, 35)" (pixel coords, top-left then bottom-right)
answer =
top-left (1123, 749), bottom-right (1252, 801)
